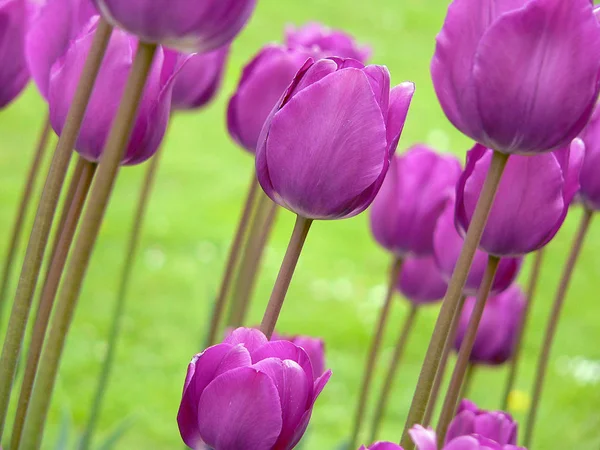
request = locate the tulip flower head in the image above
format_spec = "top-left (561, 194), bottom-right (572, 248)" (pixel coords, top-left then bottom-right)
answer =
top-left (370, 145), bottom-right (462, 256)
top-left (256, 57), bottom-right (415, 220)
top-left (455, 141), bottom-right (584, 256)
top-left (92, 0), bottom-right (257, 52)
top-left (397, 256), bottom-right (448, 305)
top-left (359, 442), bottom-right (404, 450)
top-left (177, 328), bottom-right (331, 450)
top-left (432, 0), bottom-right (600, 155)
top-left (578, 105), bottom-right (600, 211)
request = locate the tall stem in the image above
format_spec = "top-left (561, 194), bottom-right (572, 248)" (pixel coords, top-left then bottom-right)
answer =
top-left (459, 363), bottom-right (476, 402)
top-left (0, 21), bottom-right (112, 435)
top-left (259, 215), bottom-right (312, 339)
top-left (19, 42), bottom-right (158, 449)
top-left (79, 147), bottom-right (164, 450)
top-left (369, 303), bottom-right (419, 442)
top-left (436, 256), bottom-right (500, 446)
top-left (400, 151), bottom-right (509, 448)
top-left (423, 295), bottom-right (467, 427)
top-left (10, 159), bottom-right (96, 450)
top-left (349, 257), bottom-right (404, 449)
top-left (0, 116), bottom-right (52, 326)
top-left (205, 174), bottom-right (259, 346)
top-left (501, 249), bottom-right (544, 410)
top-left (523, 210), bottom-right (593, 447)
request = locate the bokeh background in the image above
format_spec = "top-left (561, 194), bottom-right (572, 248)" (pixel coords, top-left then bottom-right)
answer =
top-left (1, 0), bottom-right (599, 448)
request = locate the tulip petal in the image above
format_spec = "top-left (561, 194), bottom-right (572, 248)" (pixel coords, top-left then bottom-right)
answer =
top-left (224, 327), bottom-right (268, 354)
top-left (580, 109), bottom-right (600, 210)
top-left (473, 0), bottom-right (600, 153)
top-left (408, 425), bottom-right (437, 450)
top-left (553, 139), bottom-right (584, 207)
top-left (0, 0), bottom-right (30, 108)
top-left (397, 256), bottom-right (447, 304)
top-left (446, 410), bottom-right (477, 443)
top-left (198, 367), bottom-right (282, 450)
top-left (386, 82), bottom-right (415, 153)
top-left (252, 340), bottom-right (314, 388)
top-left (366, 443), bottom-right (405, 450)
top-left (474, 412), bottom-right (518, 445)
top-left (363, 65), bottom-right (391, 119)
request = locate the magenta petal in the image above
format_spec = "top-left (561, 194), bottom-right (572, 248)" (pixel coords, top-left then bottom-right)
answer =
top-left (397, 255), bottom-right (447, 304)
top-left (386, 82), bottom-right (415, 153)
top-left (362, 65), bottom-right (391, 119)
top-left (444, 435), bottom-right (492, 450)
top-left (224, 327), bottom-right (269, 353)
top-left (446, 410), bottom-right (477, 443)
top-left (252, 340), bottom-right (314, 388)
top-left (408, 425), bottom-right (437, 450)
top-left (365, 442), bottom-right (405, 450)
top-left (580, 107), bottom-right (600, 210)
top-left (198, 367), bottom-right (282, 450)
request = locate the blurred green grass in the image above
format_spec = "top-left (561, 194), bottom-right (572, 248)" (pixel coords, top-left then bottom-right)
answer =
top-left (1, 0), bottom-right (600, 448)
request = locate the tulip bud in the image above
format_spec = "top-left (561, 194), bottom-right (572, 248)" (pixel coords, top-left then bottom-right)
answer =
top-left (92, 0), bottom-right (257, 52)
top-left (227, 45), bottom-right (311, 153)
top-left (434, 200), bottom-right (522, 296)
top-left (446, 400), bottom-right (518, 446)
top-left (432, 0), bottom-right (600, 155)
top-left (370, 146), bottom-right (462, 256)
top-left (397, 256), bottom-right (448, 305)
top-left (454, 286), bottom-right (526, 366)
top-left (48, 19), bottom-right (184, 166)
top-left (256, 57), bottom-right (415, 220)
top-left (578, 105), bottom-right (600, 211)
top-left (177, 327), bottom-right (331, 450)
top-left (359, 443), bottom-right (404, 450)
top-left (0, 0), bottom-right (31, 108)
top-left (286, 22), bottom-right (371, 63)
top-left (456, 142), bottom-right (583, 256)
top-left (171, 45), bottom-right (229, 111)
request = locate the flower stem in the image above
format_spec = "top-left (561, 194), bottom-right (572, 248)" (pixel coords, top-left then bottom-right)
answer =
top-left (205, 173), bottom-right (259, 346)
top-left (0, 20), bottom-right (113, 437)
top-left (9, 158), bottom-right (96, 450)
top-left (19, 42), bottom-right (158, 449)
top-left (369, 303), bottom-right (419, 442)
top-left (0, 115), bottom-right (51, 328)
top-left (501, 249), bottom-right (544, 410)
top-left (400, 151), bottom-right (509, 449)
top-left (459, 363), bottom-right (475, 402)
top-left (523, 209), bottom-right (593, 447)
top-left (436, 256), bottom-right (500, 446)
top-left (259, 215), bottom-right (312, 339)
top-left (349, 257), bottom-right (404, 449)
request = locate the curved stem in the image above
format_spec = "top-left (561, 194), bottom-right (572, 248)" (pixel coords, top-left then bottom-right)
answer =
top-left (10, 159), bottom-right (96, 450)
top-left (369, 303), bottom-right (419, 442)
top-left (205, 174), bottom-right (259, 346)
top-left (0, 21), bottom-right (113, 437)
top-left (0, 116), bottom-right (52, 327)
top-left (19, 42), bottom-right (158, 450)
top-left (259, 215), bottom-right (312, 339)
top-left (501, 249), bottom-right (544, 410)
top-left (436, 256), bottom-right (500, 446)
top-left (523, 209), bottom-right (593, 447)
top-left (349, 257), bottom-right (404, 449)
top-left (400, 151), bottom-right (509, 449)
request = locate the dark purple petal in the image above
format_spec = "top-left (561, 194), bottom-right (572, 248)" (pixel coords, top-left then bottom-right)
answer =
top-left (580, 107), bottom-right (600, 210)
top-left (397, 255), bottom-right (448, 304)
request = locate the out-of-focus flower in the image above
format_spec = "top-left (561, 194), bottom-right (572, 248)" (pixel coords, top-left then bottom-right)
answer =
top-left (48, 19), bottom-right (184, 165)
top-left (578, 105), bottom-right (600, 211)
top-left (177, 327), bottom-right (331, 450)
top-left (272, 333), bottom-right (326, 380)
top-left (456, 141), bottom-right (584, 256)
top-left (431, 0), bottom-right (600, 155)
top-left (370, 145), bottom-right (461, 256)
top-left (256, 57), bottom-right (415, 220)
top-left (359, 442), bottom-right (404, 450)
top-left (171, 45), bottom-right (229, 111)
top-left (91, 0), bottom-right (257, 52)
top-left (397, 256), bottom-right (447, 305)
top-left (446, 400), bottom-right (518, 446)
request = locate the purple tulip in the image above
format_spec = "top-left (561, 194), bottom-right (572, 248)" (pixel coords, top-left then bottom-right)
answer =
top-left (92, 0), bottom-right (256, 52)
top-left (454, 286), bottom-right (526, 366)
top-left (397, 256), bottom-right (448, 305)
top-left (578, 105), bottom-right (600, 211)
top-left (25, 0), bottom-right (97, 99)
top-left (434, 200), bottom-right (522, 296)
top-left (359, 442), bottom-right (404, 450)
top-left (256, 57), bottom-right (414, 220)
top-left (370, 145), bottom-right (462, 256)
top-left (285, 22), bottom-right (371, 63)
top-left (456, 141), bottom-right (584, 256)
top-left (0, 0), bottom-right (31, 108)
top-left (48, 19), bottom-right (184, 166)
top-left (432, 0), bottom-right (600, 155)
top-left (171, 45), bottom-right (229, 111)
top-left (446, 400), bottom-right (518, 446)
top-left (272, 333), bottom-right (326, 380)
top-left (227, 45), bottom-right (311, 153)
top-left (177, 327), bottom-right (331, 450)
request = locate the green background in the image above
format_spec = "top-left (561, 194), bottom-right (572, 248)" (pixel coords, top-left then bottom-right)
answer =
top-left (1, 0), bottom-right (599, 448)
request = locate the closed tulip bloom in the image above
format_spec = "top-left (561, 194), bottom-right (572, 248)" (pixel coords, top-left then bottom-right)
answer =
top-left (370, 146), bottom-right (462, 256)
top-left (257, 57), bottom-right (414, 219)
top-left (578, 106), bottom-right (600, 211)
top-left (432, 0), bottom-right (600, 155)
top-left (286, 22), bottom-right (371, 63)
top-left (434, 200), bottom-right (522, 296)
top-left (48, 19), bottom-right (184, 165)
top-left (397, 256), bottom-right (448, 305)
top-left (171, 45), bottom-right (229, 111)
top-left (0, 0), bottom-right (31, 108)
top-left (446, 400), bottom-right (518, 446)
top-left (177, 327), bottom-right (331, 450)
top-left (359, 443), bottom-right (404, 450)
top-left (456, 141), bottom-right (584, 256)
top-left (92, 0), bottom-right (256, 52)
top-left (227, 45), bottom-right (311, 153)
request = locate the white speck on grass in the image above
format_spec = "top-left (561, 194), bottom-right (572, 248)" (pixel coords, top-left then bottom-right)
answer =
top-left (556, 355), bottom-right (600, 386)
